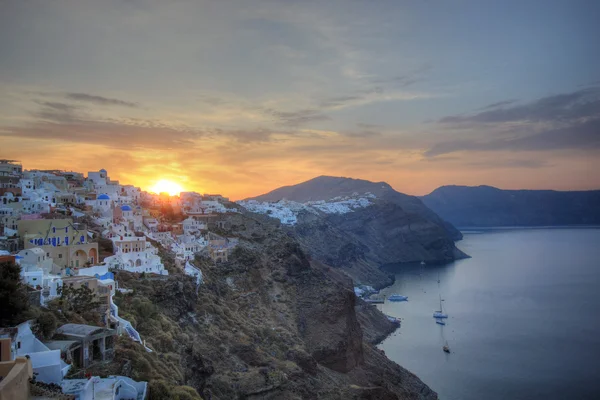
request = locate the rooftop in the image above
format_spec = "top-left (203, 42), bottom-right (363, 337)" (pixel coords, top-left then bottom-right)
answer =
top-left (56, 324), bottom-right (112, 338)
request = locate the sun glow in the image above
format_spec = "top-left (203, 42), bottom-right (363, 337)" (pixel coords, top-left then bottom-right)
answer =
top-left (150, 179), bottom-right (184, 196)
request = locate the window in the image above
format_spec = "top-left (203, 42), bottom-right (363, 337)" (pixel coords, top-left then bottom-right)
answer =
top-left (59, 254), bottom-right (63, 259)
top-left (17, 342), bottom-right (21, 349)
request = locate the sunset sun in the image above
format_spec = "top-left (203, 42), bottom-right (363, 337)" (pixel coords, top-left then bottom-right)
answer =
top-left (150, 179), bottom-right (184, 196)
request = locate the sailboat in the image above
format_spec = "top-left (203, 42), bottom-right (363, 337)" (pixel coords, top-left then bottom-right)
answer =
top-left (443, 341), bottom-right (450, 353)
top-left (433, 294), bottom-right (448, 319)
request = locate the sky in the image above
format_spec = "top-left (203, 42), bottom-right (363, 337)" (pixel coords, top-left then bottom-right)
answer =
top-left (1, 0), bottom-right (599, 200)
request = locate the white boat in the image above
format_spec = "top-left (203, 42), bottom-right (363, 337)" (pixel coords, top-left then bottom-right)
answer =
top-left (443, 341), bottom-right (450, 353)
top-left (433, 294), bottom-right (448, 318)
top-left (420, 260), bottom-right (426, 265)
top-left (386, 315), bottom-right (401, 324)
top-left (435, 318), bottom-right (446, 326)
top-left (388, 294), bottom-right (408, 301)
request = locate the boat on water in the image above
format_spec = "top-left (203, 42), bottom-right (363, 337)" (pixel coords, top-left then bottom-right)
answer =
top-left (433, 294), bottom-right (448, 318)
top-left (435, 318), bottom-right (446, 326)
top-left (386, 315), bottom-right (401, 324)
top-left (388, 294), bottom-right (408, 302)
top-left (420, 260), bottom-right (426, 265)
top-left (364, 298), bottom-right (385, 304)
top-left (443, 341), bottom-right (450, 353)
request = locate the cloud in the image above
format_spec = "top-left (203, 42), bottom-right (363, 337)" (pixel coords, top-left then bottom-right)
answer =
top-left (65, 93), bottom-right (139, 108)
top-left (439, 87), bottom-right (600, 125)
top-left (264, 108), bottom-right (330, 127)
top-left (0, 98), bottom-right (293, 151)
top-left (207, 127), bottom-right (275, 143)
top-left (478, 99), bottom-right (518, 110)
top-left (425, 118), bottom-right (600, 157)
top-left (198, 96), bottom-right (229, 106)
top-left (466, 159), bottom-right (551, 169)
top-left (357, 122), bottom-right (382, 129)
top-left (369, 64), bottom-right (432, 87)
top-left (34, 101), bottom-right (80, 113)
top-left (425, 88), bottom-right (600, 157)
top-left (318, 88), bottom-right (440, 111)
top-left (340, 129), bottom-right (381, 138)
top-left (319, 95), bottom-right (363, 108)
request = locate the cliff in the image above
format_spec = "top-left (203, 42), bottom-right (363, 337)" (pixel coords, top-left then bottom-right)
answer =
top-left (99, 212), bottom-right (438, 400)
top-left (421, 185), bottom-right (600, 227)
top-left (246, 176), bottom-right (467, 287)
top-left (251, 176), bottom-right (462, 241)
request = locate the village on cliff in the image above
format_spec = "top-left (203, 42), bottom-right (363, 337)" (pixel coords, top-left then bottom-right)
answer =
top-left (0, 159), bottom-right (240, 399)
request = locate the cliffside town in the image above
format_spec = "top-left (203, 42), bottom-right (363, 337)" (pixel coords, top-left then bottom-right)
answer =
top-left (0, 160), bottom-right (440, 399)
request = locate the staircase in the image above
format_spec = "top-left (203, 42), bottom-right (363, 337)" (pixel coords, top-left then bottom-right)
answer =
top-left (110, 295), bottom-right (152, 352)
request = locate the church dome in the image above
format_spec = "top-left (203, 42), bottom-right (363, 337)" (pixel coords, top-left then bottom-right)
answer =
top-left (98, 194), bottom-right (110, 200)
top-left (121, 205), bottom-right (133, 211)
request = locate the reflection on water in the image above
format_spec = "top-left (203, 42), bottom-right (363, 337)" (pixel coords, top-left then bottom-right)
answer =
top-left (377, 228), bottom-right (600, 400)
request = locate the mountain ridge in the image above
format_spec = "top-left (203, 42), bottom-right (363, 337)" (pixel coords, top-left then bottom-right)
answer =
top-left (421, 185), bottom-right (600, 227)
top-left (248, 175), bottom-right (463, 241)
top-left (243, 176), bottom-right (467, 287)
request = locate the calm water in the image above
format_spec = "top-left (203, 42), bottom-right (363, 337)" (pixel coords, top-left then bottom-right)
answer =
top-left (378, 228), bottom-right (600, 400)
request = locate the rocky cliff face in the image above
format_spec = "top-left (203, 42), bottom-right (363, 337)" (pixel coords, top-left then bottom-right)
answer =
top-left (288, 202), bottom-right (467, 288)
top-left (106, 212), bottom-right (438, 400)
top-left (250, 176), bottom-right (462, 241)
top-left (245, 176), bottom-right (467, 288)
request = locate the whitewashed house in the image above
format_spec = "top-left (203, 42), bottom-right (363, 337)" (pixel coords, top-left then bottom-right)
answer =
top-left (104, 235), bottom-right (168, 275)
top-left (0, 321), bottom-right (70, 384)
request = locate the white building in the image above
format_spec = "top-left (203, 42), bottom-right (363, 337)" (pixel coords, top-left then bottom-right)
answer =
top-left (119, 205), bottom-right (143, 232)
top-left (0, 321), bottom-right (70, 384)
top-left (104, 235), bottom-right (168, 275)
top-left (62, 375), bottom-right (147, 400)
top-left (171, 234), bottom-right (207, 261)
top-left (19, 178), bottom-right (36, 194)
top-left (120, 185), bottom-right (141, 204)
top-left (87, 169), bottom-right (108, 187)
top-left (182, 217), bottom-right (207, 235)
top-left (143, 217), bottom-right (159, 232)
top-left (87, 169), bottom-right (120, 197)
top-left (17, 248), bottom-right (50, 286)
top-left (92, 193), bottom-right (113, 218)
top-left (17, 248), bottom-right (63, 304)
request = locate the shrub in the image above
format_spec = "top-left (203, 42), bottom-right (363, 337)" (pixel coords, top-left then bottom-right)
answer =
top-left (172, 385), bottom-right (203, 400)
top-left (0, 261), bottom-right (30, 326)
top-left (35, 311), bottom-right (58, 339)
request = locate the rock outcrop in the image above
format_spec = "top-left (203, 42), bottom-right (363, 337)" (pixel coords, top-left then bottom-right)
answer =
top-left (106, 212), bottom-right (438, 400)
top-left (251, 176), bottom-right (462, 241)
top-left (246, 176), bottom-right (467, 287)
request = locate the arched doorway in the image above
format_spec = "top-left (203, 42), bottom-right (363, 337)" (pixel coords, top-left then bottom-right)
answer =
top-left (89, 248), bottom-right (98, 264)
top-left (72, 250), bottom-right (87, 268)
top-left (135, 259), bottom-right (142, 267)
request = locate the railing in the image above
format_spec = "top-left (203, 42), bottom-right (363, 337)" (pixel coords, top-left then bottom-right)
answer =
top-left (110, 296), bottom-right (152, 352)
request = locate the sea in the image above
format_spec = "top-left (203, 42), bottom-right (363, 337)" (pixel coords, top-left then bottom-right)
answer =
top-left (377, 227), bottom-right (600, 400)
